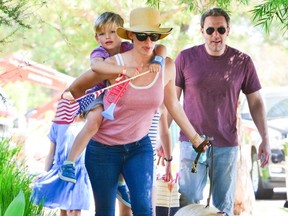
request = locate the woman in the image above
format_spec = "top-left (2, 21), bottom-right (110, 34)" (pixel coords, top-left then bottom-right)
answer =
top-left (85, 7), bottom-right (209, 216)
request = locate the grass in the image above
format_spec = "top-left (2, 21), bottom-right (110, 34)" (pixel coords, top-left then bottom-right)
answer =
top-left (0, 138), bottom-right (44, 216)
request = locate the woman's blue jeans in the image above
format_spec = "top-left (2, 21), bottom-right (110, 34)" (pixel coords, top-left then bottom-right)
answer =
top-left (179, 141), bottom-right (238, 216)
top-left (85, 135), bottom-right (153, 216)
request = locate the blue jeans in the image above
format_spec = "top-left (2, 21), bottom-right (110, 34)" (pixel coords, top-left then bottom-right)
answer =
top-left (85, 135), bottom-right (153, 216)
top-left (179, 141), bottom-right (238, 216)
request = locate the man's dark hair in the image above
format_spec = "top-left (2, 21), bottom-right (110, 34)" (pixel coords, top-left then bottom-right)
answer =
top-left (200, 8), bottom-right (230, 28)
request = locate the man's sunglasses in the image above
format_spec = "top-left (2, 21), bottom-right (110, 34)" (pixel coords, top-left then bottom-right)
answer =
top-left (205, 27), bottom-right (226, 35)
top-left (134, 32), bottom-right (161, 42)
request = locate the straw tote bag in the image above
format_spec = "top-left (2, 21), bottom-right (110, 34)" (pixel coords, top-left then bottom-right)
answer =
top-left (155, 156), bottom-right (180, 216)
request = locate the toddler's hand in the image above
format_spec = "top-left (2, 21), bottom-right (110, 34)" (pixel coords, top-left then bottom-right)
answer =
top-left (34, 171), bottom-right (47, 181)
top-left (149, 63), bottom-right (162, 73)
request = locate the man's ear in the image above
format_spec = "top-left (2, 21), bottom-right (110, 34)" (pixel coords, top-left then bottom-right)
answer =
top-left (200, 28), bottom-right (204, 35)
top-left (226, 26), bottom-right (230, 36)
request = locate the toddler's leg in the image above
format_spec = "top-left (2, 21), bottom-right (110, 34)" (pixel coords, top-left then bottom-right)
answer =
top-left (67, 106), bottom-right (103, 162)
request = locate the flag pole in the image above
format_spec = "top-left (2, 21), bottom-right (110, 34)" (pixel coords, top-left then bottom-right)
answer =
top-left (75, 70), bottom-right (151, 101)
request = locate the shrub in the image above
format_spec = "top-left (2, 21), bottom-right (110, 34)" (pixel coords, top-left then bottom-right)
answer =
top-left (0, 138), bottom-right (44, 215)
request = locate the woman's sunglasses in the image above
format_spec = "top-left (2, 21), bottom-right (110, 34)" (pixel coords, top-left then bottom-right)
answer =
top-left (134, 32), bottom-right (161, 42)
top-left (205, 27), bottom-right (226, 35)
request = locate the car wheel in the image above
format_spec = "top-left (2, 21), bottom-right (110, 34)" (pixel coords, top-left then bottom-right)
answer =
top-left (251, 151), bottom-right (273, 199)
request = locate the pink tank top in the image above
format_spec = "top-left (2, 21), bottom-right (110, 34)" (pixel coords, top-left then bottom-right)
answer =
top-left (92, 54), bottom-right (164, 145)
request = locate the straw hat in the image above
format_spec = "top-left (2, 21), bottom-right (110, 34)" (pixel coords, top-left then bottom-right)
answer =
top-left (117, 7), bottom-right (173, 40)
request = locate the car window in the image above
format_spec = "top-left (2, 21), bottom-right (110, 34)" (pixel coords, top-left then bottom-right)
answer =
top-left (267, 97), bottom-right (288, 119)
top-left (240, 90), bottom-right (288, 121)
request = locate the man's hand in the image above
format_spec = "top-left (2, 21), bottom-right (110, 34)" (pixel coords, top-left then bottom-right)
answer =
top-left (258, 141), bottom-right (271, 167)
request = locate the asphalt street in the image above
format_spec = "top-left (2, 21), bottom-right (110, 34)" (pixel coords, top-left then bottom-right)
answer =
top-left (253, 192), bottom-right (287, 216)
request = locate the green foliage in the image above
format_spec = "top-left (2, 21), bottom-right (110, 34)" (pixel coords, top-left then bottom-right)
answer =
top-left (4, 190), bottom-right (25, 216)
top-left (146, 0), bottom-right (160, 9)
top-left (1, 0), bottom-right (288, 111)
top-left (149, 0), bottom-right (250, 12)
top-left (3, 82), bottom-right (53, 115)
top-left (0, 138), bottom-right (44, 216)
top-left (0, 0), bottom-right (47, 44)
top-left (250, 0), bottom-right (288, 34)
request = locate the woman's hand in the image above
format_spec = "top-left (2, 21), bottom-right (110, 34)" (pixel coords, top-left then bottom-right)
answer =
top-left (192, 136), bottom-right (212, 152)
top-left (163, 162), bottom-right (173, 182)
top-left (125, 67), bottom-right (139, 78)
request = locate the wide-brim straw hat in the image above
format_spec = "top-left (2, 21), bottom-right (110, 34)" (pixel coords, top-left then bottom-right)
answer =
top-left (117, 7), bottom-right (173, 40)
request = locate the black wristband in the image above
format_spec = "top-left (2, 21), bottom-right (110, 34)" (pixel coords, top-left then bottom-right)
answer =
top-left (164, 156), bottom-right (173, 162)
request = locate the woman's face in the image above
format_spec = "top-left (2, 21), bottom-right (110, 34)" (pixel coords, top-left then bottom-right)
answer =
top-left (128, 31), bottom-right (160, 56)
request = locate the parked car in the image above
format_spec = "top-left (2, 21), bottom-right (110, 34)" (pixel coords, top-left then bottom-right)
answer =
top-left (239, 87), bottom-right (287, 199)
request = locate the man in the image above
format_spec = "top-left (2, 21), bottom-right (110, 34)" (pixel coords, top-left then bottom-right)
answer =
top-left (174, 8), bottom-right (271, 216)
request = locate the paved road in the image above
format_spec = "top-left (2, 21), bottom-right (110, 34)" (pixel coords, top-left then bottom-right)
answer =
top-left (253, 193), bottom-right (288, 216)
top-left (81, 193), bottom-right (288, 216)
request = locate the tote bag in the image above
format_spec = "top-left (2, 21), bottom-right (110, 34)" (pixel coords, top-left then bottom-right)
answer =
top-left (156, 173), bottom-right (180, 216)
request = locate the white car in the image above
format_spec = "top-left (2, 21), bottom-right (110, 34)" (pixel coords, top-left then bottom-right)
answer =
top-left (240, 87), bottom-right (288, 199)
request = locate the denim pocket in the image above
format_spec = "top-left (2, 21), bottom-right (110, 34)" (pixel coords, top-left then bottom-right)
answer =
top-left (180, 142), bottom-right (197, 161)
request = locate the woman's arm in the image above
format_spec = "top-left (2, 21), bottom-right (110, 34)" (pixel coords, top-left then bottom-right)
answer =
top-left (163, 57), bottom-right (205, 148)
top-left (158, 104), bottom-right (173, 181)
top-left (68, 68), bottom-right (110, 98)
top-left (69, 57), bottom-right (130, 98)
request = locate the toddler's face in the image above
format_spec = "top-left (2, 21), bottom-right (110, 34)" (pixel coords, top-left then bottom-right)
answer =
top-left (96, 22), bottom-right (122, 51)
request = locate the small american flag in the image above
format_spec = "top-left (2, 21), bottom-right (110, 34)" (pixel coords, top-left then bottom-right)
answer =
top-left (75, 88), bottom-right (105, 115)
top-left (52, 98), bottom-right (79, 124)
top-left (52, 88), bottom-right (106, 124)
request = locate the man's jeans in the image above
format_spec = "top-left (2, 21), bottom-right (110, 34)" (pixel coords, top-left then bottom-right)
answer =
top-left (179, 141), bottom-right (238, 216)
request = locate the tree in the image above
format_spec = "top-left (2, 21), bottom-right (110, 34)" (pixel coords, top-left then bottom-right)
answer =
top-left (250, 0), bottom-right (288, 34)
top-left (147, 0), bottom-right (288, 35)
top-left (0, 0), bottom-right (47, 44)
top-left (1, 0), bottom-right (288, 114)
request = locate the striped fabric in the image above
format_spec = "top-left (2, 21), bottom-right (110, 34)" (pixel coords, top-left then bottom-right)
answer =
top-left (52, 98), bottom-right (79, 124)
top-left (148, 111), bottom-right (161, 161)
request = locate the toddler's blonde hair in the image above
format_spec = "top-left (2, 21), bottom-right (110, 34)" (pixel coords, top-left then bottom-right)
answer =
top-left (94, 12), bottom-right (124, 34)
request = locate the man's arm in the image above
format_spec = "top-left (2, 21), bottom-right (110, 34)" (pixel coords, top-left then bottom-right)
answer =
top-left (247, 91), bottom-right (271, 167)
